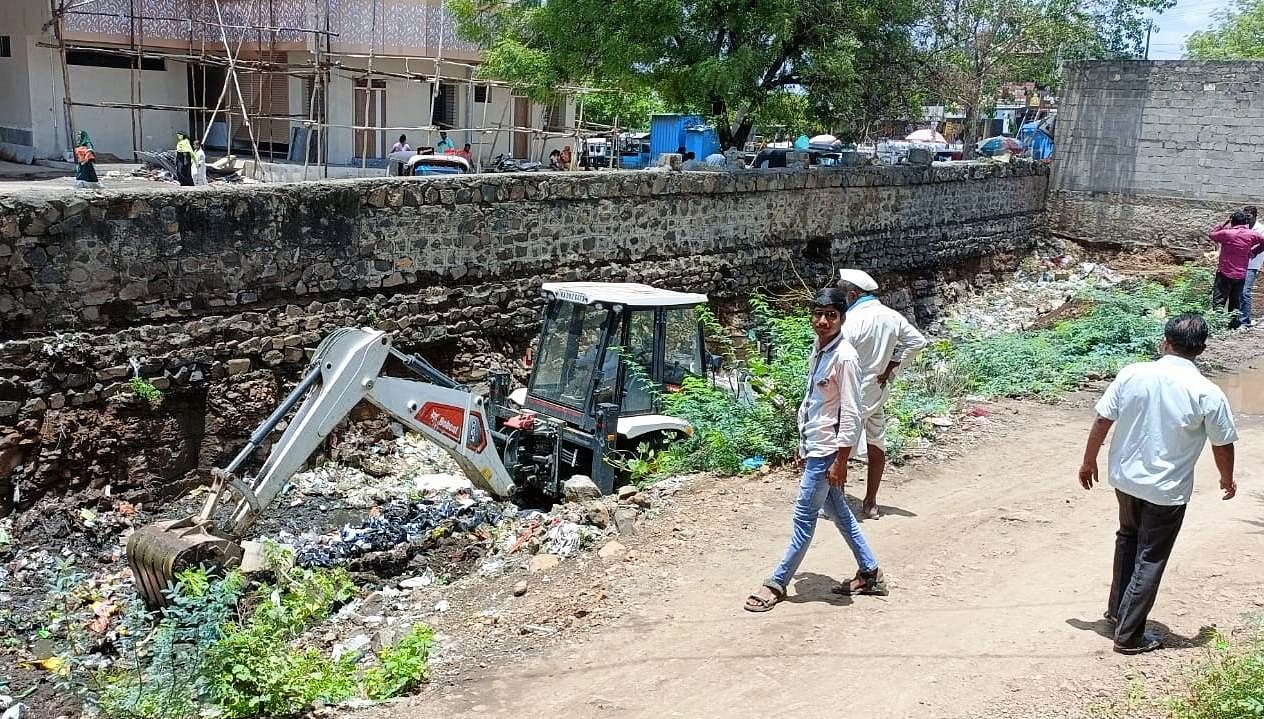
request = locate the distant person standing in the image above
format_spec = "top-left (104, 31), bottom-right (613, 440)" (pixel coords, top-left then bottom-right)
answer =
top-left (1208, 210), bottom-right (1264, 328)
top-left (174, 132), bottom-right (196, 186)
top-left (835, 269), bottom-right (928, 519)
top-left (73, 130), bottom-right (99, 189)
top-left (1239, 206), bottom-right (1264, 326)
top-left (1078, 313), bottom-right (1237, 654)
top-left (435, 131), bottom-right (454, 154)
top-left (391, 134), bottom-right (412, 153)
top-left (192, 140), bottom-right (208, 186)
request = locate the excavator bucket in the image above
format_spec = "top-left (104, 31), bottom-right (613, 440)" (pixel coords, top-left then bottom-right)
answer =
top-left (126, 519), bottom-right (244, 609)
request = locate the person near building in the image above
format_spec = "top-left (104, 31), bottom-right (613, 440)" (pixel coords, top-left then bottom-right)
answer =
top-left (834, 269), bottom-right (928, 519)
top-left (73, 130), bottom-right (99, 189)
top-left (1238, 206), bottom-right (1264, 326)
top-left (193, 140), bottom-right (208, 186)
top-left (743, 288), bottom-right (887, 613)
top-left (1208, 210), bottom-right (1264, 329)
top-left (391, 134), bottom-right (411, 154)
top-left (559, 144), bottom-right (573, 169)
top-left (435, 131), bottom-right (454, 154)
top-left (1078, 313), bottom-right (1237, 654)
top-left (174, 132), bottom-right (196, 186)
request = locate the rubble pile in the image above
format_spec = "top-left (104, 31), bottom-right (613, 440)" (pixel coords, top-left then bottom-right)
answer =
top-left (930, 254), bottom-right (1124, 339)
top-left (0, 419), bottom-right (672, 716)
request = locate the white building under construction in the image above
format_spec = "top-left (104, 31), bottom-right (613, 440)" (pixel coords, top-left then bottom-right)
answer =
top-left (0, 0), bottom-right (580, 173)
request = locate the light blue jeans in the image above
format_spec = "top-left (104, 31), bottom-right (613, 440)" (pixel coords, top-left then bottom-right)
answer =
top-left (1242, 268), bottom-right (1259, 326)
top-left (765, 453), bottom-right (879, 593)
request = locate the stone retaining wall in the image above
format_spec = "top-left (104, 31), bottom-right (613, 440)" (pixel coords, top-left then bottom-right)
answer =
top-left (0, 162), bottom-right (1049, 513)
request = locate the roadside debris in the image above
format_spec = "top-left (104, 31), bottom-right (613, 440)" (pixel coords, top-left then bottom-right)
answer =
top-left (931, 255), bottom-right (1124, 339)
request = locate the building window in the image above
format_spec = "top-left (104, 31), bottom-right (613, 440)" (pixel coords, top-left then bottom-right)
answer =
top-left (432, 83), bottom-right (457, 129)
top-left (474, 85), bottom-right (488, 103)
top-left (544, 97), bottom-right (567, 131)
top-left (67, 49), bottom-right (165, 71)
top-left (0, 36), bottom-right (11, 58)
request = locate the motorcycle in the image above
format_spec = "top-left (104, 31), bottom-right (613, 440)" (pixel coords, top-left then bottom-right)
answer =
top-left (488, 153), bottom-right (542, 173)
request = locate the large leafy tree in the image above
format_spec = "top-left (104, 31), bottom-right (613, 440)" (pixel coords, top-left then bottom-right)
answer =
top-left (1186, 0), bottom-right (1264, 58)
top-left (920, 0), bottom-right (1173, 155)
top-left (578, 88), bottom-right (669, 129)
top-left (448, 0), bottom-right (925, 147)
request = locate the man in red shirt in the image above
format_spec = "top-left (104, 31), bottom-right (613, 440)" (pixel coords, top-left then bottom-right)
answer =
top-left (1208, 210), bottom-right (1264, 329)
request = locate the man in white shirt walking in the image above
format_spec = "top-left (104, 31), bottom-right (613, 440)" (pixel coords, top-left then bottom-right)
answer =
top-left (1239, 205), bottom-right (1264, 326)
top-left (836, 269), bottom-right (928, 519)
top-left (1078, 313), bottom-right (1238, 654)
top-left (744, 288), bottom-right (886, 612)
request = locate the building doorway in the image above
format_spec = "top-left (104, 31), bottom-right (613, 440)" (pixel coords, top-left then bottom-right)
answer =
top-left (512, 96), bottom-right (530, 159)
top-left (354, 78), bottom-right (387, 159)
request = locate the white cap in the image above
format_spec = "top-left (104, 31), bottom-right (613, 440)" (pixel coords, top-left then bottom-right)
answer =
top-left (837, 269), bottom-right (878, 292)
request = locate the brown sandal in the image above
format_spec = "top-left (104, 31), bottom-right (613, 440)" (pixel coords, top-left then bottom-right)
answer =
top-left (744, 586), bottom-right (784, 613)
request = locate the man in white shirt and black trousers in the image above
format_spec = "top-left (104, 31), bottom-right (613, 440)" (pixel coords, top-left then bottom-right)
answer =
top-left (835, 269), bottom-right (928, 519)
top-left (1078, 313), bottom-right (1238, 654)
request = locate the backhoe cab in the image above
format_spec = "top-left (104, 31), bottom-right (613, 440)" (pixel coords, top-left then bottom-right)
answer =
top-left (489, 282), bottom-right (709, 496)
top-left (127, 282), bottom-right (713, 608)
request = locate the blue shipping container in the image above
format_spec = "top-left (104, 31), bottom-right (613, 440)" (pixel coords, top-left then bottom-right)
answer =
top-left (650, 114), bottom-right (704, 161)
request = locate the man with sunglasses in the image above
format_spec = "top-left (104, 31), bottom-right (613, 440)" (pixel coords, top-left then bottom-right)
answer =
top-left (744, 288), bottom-right (887, 612)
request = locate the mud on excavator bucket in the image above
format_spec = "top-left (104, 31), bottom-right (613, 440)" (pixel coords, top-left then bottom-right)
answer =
top-left (127, 519), bottom-right (244, 609)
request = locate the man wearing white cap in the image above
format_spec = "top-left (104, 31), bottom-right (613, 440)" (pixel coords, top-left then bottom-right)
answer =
top-left (836, 269), bottom-right (928, 519)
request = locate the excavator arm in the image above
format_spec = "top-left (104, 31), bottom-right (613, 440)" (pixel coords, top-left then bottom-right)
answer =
top-left (127, 327), bottom-right (517, 608)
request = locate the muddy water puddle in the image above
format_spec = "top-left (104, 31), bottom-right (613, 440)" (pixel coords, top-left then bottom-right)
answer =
top-left (1215, 366), bottom-right (1264, 414)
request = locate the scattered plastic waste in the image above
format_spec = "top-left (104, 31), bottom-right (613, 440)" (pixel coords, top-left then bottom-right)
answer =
top-left (289, 494), bottom-right (506, 567)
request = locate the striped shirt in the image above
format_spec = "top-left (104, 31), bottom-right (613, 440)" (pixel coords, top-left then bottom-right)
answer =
top-left (797, 332), bottom-right (865, 458)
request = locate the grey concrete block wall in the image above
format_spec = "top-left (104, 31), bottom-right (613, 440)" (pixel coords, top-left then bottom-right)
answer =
top-left (1051, 61), bottom-right (1264, 252)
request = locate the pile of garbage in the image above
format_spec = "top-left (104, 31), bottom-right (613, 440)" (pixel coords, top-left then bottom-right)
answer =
top-left (132, 150), bottom-right (249, 184)
top-left (930, 255), bottom-right (1124, 340)
top-left (288, 492), bottom-right (505, 567)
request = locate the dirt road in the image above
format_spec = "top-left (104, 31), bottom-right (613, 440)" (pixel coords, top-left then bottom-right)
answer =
top-left (369, 399), bottom-right (1264, 719)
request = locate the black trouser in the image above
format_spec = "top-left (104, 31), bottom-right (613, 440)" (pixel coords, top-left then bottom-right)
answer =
top-left (176, 154), bottom-right (194, 186)
top-left (1108, 490), bottom-right (1187, 647)
top-left (1212, 272), bottom-right (1245, 328)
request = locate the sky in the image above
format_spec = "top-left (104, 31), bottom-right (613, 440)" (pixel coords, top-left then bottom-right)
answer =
top-left (1146, 0), bottom-right (1229, 59)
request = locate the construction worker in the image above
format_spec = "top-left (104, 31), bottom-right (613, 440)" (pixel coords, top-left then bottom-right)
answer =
top-left (193, 140), bottom-right (208, 186)
top-left (73, 130), bottom-right (99, 189)
top-left (836, 269), bottom-right (928, 519)
top-left (174, 131), bottom-right (195, 186)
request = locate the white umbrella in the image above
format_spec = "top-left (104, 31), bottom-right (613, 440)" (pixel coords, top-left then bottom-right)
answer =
top-left (905, 129), bottom-right (947, 143)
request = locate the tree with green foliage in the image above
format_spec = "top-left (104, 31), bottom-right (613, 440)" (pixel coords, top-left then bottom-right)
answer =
top-left (1186, 0), bottom-right (1264, 58)
top-left (919, 0), bottom-right (1173, 155)
top-left (578, 87), bottom-right (668, 130)
top-left (448, 0), bottom-right (926, 148)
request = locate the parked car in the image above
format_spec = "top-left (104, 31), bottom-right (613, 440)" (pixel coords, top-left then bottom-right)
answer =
top-left (409, 154), bottom-right (471, 175)
top-left (386, 152), bottom-right (471, 176)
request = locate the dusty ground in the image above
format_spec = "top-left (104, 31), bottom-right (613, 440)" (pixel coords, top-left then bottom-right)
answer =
top-left (355, 363), bottom-right (1264, 719)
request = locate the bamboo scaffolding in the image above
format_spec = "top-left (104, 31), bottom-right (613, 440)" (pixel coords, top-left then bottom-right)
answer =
top-left (49, 0), bottom-right (605, 174)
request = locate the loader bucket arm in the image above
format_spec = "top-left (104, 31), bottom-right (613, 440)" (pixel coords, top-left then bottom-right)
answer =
top-left (127, 327), bottom-right (515, 608)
